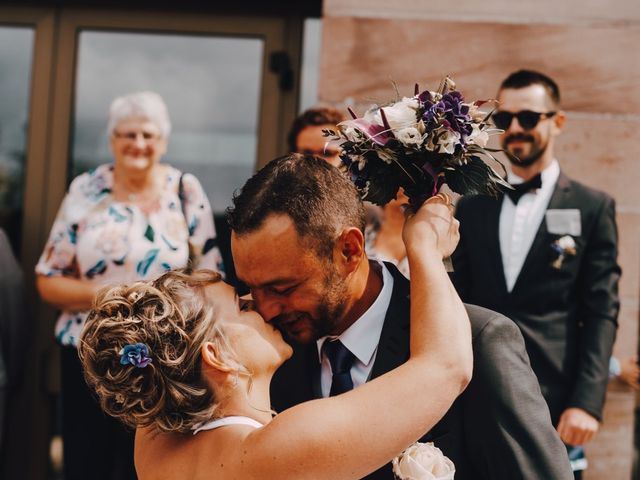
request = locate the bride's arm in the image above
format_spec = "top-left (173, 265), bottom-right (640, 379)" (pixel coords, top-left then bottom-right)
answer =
top-left (241, 196), bottom-right (473, 480)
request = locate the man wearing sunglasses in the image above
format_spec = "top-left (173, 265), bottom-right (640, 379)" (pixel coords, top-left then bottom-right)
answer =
top-left (451, 70), bottom-right (620, 479)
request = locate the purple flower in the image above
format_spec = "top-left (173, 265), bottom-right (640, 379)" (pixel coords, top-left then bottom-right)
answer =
top-left (119, 343), bottom-right (152, 368)
top-left (441, 92), bottom-right (473, 137)
top-left (421, 91), bottom-right (473, 142)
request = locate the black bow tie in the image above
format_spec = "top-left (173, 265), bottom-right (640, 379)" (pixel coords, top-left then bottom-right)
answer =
top-left (505, 174), bottom-right (542, 204)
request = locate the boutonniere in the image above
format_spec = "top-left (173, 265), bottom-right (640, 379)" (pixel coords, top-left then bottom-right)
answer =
top-left (550, 235), bottom-right (577, 269)
top-left (392, 442), bottom-right (455, 480)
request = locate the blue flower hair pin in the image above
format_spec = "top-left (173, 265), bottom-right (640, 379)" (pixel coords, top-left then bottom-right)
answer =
top-left (119, 343), bottom-right (152, 368)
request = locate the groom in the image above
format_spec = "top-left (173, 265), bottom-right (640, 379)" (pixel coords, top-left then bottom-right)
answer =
top-left (228, 153), bottom-right (573, 479)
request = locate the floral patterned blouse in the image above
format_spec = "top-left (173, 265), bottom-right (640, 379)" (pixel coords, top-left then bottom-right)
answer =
top-left (36, 164), bottom-right (224, 347)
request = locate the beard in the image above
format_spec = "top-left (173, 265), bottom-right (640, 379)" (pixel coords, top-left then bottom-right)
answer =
top-left (503, 133), bottom-right (549, 167)
top-left (272, 263), bottom-right (349, 344)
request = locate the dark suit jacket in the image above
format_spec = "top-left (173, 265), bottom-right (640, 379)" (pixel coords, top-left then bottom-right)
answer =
top-left (451, 172), bottom-right (620, 425)
top-left (271, 263), bottom-right (573, 480)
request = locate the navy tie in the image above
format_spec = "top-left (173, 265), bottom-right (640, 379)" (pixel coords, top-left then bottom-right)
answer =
top-left (323, 339), bottom-right (356, 396)
top-left (505, 173), bottom-right (542, 204)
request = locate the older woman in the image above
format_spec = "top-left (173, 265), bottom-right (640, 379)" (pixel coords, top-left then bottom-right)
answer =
top-left (36, 91), bottom-right (223, 480)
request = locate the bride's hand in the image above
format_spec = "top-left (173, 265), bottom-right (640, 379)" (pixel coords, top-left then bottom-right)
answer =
top-left (402, 193), bottom-right (460, 260)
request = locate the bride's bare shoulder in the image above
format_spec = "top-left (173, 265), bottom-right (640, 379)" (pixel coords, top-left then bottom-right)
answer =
top-left (134, 427), bottom-right (198, 480)
top-left (134, 425), bottom-right (257, 480)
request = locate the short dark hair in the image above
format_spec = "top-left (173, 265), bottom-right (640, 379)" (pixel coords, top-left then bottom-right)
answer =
top-left (227, 153), bottom-right (365, 258)
top-left (287, 106), bottom-right (346, 153)
top-left (499, 69), bottom-right (561, 106)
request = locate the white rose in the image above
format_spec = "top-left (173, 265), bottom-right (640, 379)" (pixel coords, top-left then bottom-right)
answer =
top-left (95, 229), bottom-right (131, 260)
top-left (393, 442), bottom-right (455, 480)
top-left (557, 235), bottom-right (576, 250)
top-left (365, 97), bottom-right (419, 131)
top-left (395, 127), bottom-right (424, 146)
top-left (466, 123), bottom-right (489, 148)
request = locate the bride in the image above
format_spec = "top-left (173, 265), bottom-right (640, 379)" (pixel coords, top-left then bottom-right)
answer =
top-left (79, 194), bottom-right (472, 479)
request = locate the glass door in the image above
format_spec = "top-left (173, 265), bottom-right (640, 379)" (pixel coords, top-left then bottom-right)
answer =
top-left (70, 30), bottom-right (265, 213)
top-left (0, 26), bottom-right (34, 256)
top-left (46, 8), bottom-right (300, 225)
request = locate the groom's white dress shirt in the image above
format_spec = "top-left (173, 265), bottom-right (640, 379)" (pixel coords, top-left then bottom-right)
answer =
top-left (499, 159), bottom-right (560, 292)
top-left (316, 261), bottom-right (394, 397)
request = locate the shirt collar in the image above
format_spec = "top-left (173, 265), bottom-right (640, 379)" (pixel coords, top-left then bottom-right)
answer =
top-left (507, 159), bottom-right (560, 188)
top-left (316, 261), bottom-right (394, 366)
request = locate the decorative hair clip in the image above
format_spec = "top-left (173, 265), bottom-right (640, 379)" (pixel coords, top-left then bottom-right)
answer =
top-left (119, 343), bottom-right (152, 368)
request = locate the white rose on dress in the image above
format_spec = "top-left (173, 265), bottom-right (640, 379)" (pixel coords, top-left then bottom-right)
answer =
top-left (392, 442), bottom-right (455, 480)
top-left (95, 227), bottom-right (130, 262)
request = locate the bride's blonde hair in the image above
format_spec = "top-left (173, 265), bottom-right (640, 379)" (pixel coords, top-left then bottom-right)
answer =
top-left (79, 269), bottom-right (244, 434)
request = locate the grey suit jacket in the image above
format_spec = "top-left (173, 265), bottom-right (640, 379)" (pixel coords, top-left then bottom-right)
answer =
top-left (271, 262), bottom-right (573, 479)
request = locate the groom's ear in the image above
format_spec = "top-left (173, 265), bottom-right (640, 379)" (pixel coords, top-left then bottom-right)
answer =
top-left (335, 227), bottom-right (365, 272)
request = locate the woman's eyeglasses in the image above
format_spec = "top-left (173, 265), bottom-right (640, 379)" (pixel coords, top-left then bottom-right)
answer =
top-left (491, 110), bottom-right (556, 130)
top-left (113, 131), bottom-right (161, 143)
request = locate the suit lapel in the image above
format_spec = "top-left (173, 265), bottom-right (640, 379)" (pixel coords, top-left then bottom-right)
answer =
top-left (511, 172), bottom-right (572, 293)
top-left (275, 340), bottom-right (322, 405)
top-left (484, 195), bottom-right (509, 295)
top-left (308, 346), bottom-right (322, 399)
top-left (369, 263), bottom-right (411, 380)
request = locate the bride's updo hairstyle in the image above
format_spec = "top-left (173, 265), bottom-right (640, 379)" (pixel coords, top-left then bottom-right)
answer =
top-left (79, 269), bottom-right (241, 434)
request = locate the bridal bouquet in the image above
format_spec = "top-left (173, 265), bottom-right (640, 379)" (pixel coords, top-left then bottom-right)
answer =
top-left (393, 442), bottom-right (455, 480)
top-left (326, 78), bottom-right (509, 208)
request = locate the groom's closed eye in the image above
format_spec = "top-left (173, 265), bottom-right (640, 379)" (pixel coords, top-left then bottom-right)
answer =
top-left (268, 284), bottom-right (298, 296)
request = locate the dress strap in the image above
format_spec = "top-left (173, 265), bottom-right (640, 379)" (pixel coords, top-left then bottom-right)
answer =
top-left (192, 415), bottom-right (264, 435)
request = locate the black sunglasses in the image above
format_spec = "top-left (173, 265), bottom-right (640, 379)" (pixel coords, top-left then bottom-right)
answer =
top-left (491, 110), bottom-right (556, 130)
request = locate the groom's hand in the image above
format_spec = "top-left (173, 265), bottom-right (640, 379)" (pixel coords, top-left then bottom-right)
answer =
top-left (556, 407), bottom-right (599, 446)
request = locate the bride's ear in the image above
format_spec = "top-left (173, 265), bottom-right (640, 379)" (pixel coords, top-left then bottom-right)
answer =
top-left (201, 342), bottom-right (234, 374)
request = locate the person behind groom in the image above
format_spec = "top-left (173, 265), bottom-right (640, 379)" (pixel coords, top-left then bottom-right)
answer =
top-left (451, 70), bottom-right (621, 479)
top-left (229, 153), bottom-right (573, 479)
